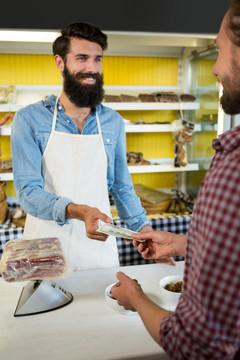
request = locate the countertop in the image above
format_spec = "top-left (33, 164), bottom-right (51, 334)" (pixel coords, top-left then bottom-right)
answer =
top-left (0, 261), bottom-right (185, 360)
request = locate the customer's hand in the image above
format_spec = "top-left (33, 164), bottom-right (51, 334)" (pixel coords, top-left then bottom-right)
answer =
top-left (132, 231), bottom-right (187, 261)
top-left (111, 272), bottom-right (144, 311)
top-left (112, 271), bottom-right (172, 344)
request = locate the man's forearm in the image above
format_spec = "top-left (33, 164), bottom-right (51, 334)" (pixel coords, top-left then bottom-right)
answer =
top-left (66, 203), bottom-right (91, 221)
top-left (172, 234), bottom-right (187, 257)
top-left (140, 224), bottom-right (153, 232)
top-left (132, 293), bottom-right (171, 344)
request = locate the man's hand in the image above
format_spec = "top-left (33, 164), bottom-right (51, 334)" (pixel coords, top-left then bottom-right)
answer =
top-left (138, 225), bottom-right (176, 265)
top-left (132, 231), bottom-right (187, 261)
top-left (111, 271), bottom-right (172, 344)
top-left (111, 272), bottom-right (144, 311)
top-left (66, 203), bottom-right (113, 241)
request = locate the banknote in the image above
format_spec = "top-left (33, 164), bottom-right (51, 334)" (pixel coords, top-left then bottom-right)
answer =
top-left (97, 220), bottom-right (146, 241)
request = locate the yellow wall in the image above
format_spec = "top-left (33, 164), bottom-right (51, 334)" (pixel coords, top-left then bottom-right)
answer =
top-left (1, 54), bottom-right (179, 196)
top-left (103, 56), bottom-right (179, 86)
top-left (0, 54), bottom-right (61, 84)
top-left (0, 54), bottom-right (179, 85)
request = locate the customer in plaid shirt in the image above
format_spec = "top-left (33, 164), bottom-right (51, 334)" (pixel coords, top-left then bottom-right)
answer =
top-left (111, 1), bottom-right (240, 358)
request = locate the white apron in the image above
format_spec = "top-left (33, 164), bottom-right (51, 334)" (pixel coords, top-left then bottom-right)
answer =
top-left (23, 98), bottom-right (119, 270)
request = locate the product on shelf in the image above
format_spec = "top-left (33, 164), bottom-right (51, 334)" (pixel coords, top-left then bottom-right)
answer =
top-left (12, 205), bottom-right (26, 227)
top-left (0, 182), bottom-right (7, 202)
top-left (138, 93), bottom-right (156, 102)
top-left (0, 199), bottom-right (8, 224)
top-left (180, 93), bottom-right (196, 102)
top-left (134, 183), bottom-right (173, 203)
top-left (127, 151), bottom-right (150, 165)
top-left (1, 237), bottom-right (68, 282)
top-left (1, 158), bottom-right (12, 172)
top-left (0, 88), bottom-right (6, 104)
top-left (152, 92), bottom-right (179, 103)
top-left (167, 197), bottom-right (187, 214)
top-left (104, 94), bottom-right (121, 102)
top-left (134, 184), bottom-right (174, 214)
top-left (132, 118), bottom-right (146, 124)
top-left (134, 184), bottom-right (192, 215)
top-left (0, 85), bottom-right (16, 104)
top-left (132, 119), bottom-right (171, 125)
top-left (172, 119), bottom-right (194, 167)
top-left (120, 94), bottom-right (140, 102)
top-left (0, 182), bottom-right (8, 224)
top-left (104, 91), bottom-right (197, 104)
top-left (171, 188), bottom-right (195, 213)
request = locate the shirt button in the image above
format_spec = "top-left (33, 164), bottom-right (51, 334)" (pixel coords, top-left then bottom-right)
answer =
top-left (67, 120), bottom-right (70, 123)
top-left (107, 139), bottom-right (110, 142)
top-left (58, 105), bottom-right (62, 110)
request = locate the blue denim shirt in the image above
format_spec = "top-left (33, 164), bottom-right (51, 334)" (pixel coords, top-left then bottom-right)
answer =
top-left (11, 95), bottom-right (150, 231)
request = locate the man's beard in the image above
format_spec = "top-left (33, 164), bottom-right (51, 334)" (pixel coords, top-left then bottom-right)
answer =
top-left (220, 59), bottom-right (240, 115)
top-left (63, 66), bottom-right (104, 108)
top-left (220, 89), bottom-right (240, 115)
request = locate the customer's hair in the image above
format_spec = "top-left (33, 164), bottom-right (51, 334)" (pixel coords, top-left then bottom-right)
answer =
top-left (52, 22), bottom-right (108, 62)
top-left (227, 0), bottom-right (240, 46)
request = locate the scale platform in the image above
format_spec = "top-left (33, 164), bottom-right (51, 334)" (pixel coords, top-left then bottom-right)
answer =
top-left (14, 279), bottom-right (73, 317)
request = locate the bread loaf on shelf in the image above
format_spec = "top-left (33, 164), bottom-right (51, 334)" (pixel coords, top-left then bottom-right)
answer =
top-left (153, 92), bottom-right (179, 103)
top-left (180, 94), bottom-right (196, 102)
top-left (138, 93), bottom-right (156, 102)
top-left (120, 94), bottom-right (139, 102)
top-left (1, 237), bottom-right (68, 282)
top-left (104, 94), bottom-right (121, 102)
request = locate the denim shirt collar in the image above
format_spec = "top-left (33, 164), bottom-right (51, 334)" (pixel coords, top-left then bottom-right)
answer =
top-left (43, 94), bottom-right (100, 122)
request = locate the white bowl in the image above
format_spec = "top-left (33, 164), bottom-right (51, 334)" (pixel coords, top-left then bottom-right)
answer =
top-left (105, 283), bottom-right (136, 315)
top-left (159, 275), bottom-right (183, 311)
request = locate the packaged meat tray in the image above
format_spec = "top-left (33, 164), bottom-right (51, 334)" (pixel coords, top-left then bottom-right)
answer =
top-left (0, 237), bottom-right (68, 282)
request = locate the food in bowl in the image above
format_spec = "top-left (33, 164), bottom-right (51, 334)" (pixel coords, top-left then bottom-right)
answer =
top-left (164, 280), bottom-right (182, 293)
top-left (159, 275), bottom-right (183, 310)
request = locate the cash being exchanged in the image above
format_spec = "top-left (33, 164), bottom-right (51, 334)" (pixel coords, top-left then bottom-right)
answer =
top-left (97, 220), bottom-right (146, 242)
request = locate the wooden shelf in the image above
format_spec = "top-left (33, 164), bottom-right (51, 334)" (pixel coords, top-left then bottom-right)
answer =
top-left (125, 123), bottom-right (201, 132)
top-left (1, 123), bottom-right (202, 136)
top-left (0, 84), bottom-right (200, 112)
top-left (103, 102), bottom-right (200, 111)
top-left (0, 101), bottom-right (200, 113)
top-left (128, 159), bottom-right (199, 174)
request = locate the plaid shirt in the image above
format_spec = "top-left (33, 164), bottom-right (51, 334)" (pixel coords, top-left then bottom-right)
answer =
top-left (160, 125), bottom-right (240, 359)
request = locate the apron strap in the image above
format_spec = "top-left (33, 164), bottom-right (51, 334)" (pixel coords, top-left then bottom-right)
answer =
top-left (96, 111), bottom-right (102, 136)
top-left (51, 96), bottom-right (59, 133)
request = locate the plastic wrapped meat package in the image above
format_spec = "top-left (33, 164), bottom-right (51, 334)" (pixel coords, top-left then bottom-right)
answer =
top-left (0, 237), bottom-right (70, 282)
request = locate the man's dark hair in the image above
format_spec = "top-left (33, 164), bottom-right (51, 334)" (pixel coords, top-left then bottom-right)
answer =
top-left (52, 22), bottom-right (108, 62)
top-left (227, 0), bottom-right (240, 46)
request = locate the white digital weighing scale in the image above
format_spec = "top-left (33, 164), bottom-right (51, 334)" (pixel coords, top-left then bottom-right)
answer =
top-left (14, 279), bottom-right (73, 317)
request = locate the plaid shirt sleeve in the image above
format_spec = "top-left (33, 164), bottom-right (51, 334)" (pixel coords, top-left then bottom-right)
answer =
top-left (159, 126), bottom-right (240, 359)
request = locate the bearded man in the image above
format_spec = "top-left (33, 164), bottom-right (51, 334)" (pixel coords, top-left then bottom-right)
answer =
top-left (11, 22), bottom-right (152, 270)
